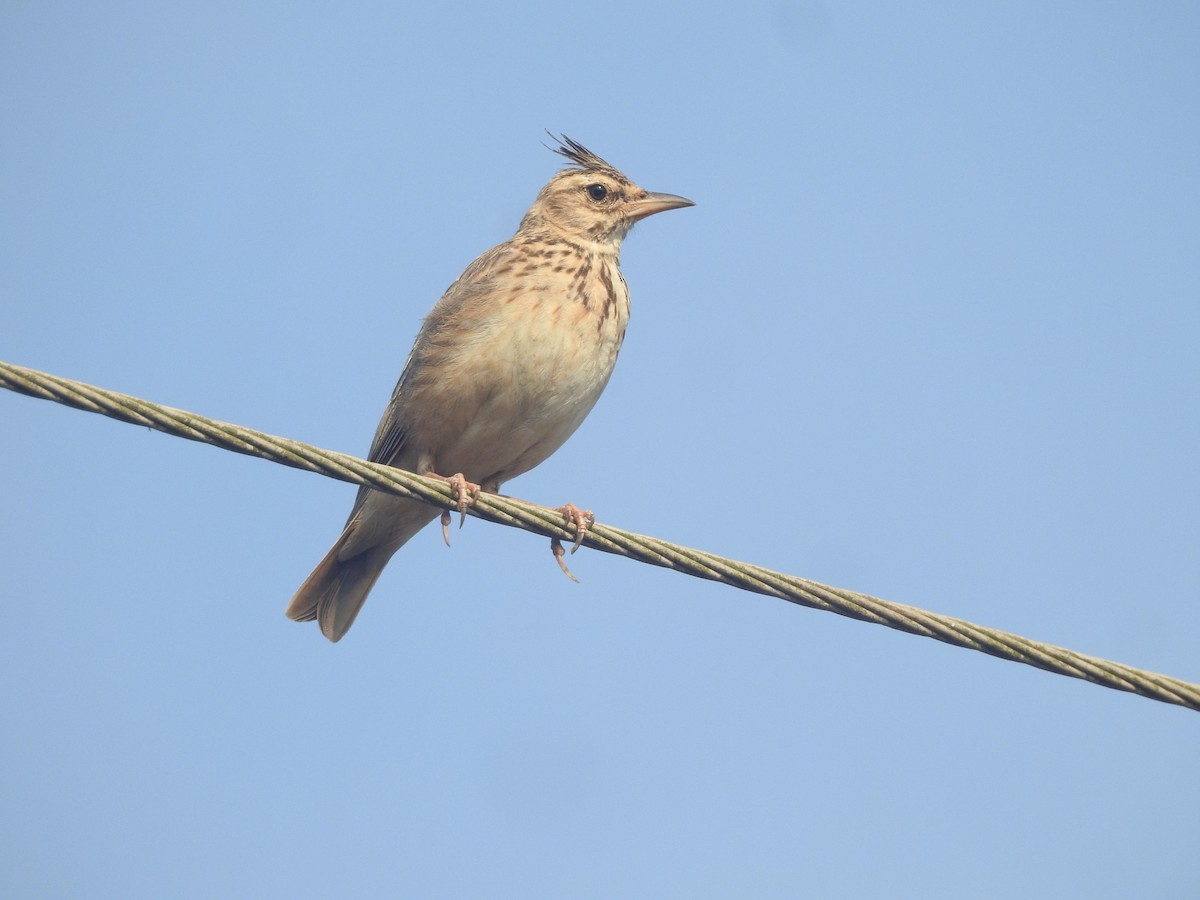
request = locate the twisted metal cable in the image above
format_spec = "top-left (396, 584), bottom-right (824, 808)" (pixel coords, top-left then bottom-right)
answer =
top-left (3, 358), bottom-right (1197, 712)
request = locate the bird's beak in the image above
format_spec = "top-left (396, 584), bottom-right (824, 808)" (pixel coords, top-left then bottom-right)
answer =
top-left (627, 191), bottom-right (696, 222)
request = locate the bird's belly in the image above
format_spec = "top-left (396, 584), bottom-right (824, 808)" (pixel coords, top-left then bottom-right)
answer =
top-left (421, 290), bottom-right (626, 486)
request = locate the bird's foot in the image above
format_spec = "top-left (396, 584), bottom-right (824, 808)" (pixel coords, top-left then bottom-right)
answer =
top-left (550, 503), bottom-right (595, 582)
top-left (424, 471), bottom-right (481, 547)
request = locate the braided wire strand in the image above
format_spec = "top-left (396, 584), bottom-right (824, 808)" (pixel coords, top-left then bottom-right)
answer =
top-left (3, 359), bottom-right (1197, 712)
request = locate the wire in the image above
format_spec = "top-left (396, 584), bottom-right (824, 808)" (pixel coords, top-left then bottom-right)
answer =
top-left (3, 358), bottom-right (1197, 712)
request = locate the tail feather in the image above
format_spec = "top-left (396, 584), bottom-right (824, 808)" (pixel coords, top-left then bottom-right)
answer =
top-left (288, 494), bottom-right (440, 642)
top-left (285, 538), bottom-right (395, 642)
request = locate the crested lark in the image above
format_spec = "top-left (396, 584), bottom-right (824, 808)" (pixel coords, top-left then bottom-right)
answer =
top-left (287, 135), bottom-right (693, 641)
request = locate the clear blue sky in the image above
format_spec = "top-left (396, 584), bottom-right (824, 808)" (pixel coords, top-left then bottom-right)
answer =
top-left (2, 3), bottom-right (1198, 897)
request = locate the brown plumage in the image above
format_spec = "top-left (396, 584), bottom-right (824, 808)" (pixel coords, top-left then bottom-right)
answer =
top-left (287, 135), bottom-right (693, 641)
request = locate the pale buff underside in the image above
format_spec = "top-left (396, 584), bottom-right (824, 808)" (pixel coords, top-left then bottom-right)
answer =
top-left (341, 247), bottom-right (630, 559)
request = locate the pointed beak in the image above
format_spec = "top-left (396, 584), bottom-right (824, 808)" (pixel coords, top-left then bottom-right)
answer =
top-left (627, 191), bottom-right (696, 222)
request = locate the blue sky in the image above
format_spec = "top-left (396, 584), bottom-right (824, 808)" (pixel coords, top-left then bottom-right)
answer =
top-left (2, 2), bottom-right (1198, 897)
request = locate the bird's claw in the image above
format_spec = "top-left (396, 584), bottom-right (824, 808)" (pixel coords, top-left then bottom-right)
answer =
top-left (558, 502), bottom-right (594, 554)
top-left (550, 503), bottom-right (594, 581)
top-left (551, 537), bottom-right (580, 583)
top-left (448, 473), bottom-right (480, 520)
top-left (426, 471), bottom-right (480, 547)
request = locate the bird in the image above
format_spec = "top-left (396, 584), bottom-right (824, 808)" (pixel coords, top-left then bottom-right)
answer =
top-left (286, 135), bottom-right (694, 642)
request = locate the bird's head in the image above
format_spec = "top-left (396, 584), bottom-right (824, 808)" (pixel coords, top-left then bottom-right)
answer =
top-left (520, 135), bottom-right (694, 250)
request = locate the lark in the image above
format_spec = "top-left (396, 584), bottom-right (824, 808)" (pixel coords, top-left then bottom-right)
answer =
top-left (287, 135), bottom-right (693, 641)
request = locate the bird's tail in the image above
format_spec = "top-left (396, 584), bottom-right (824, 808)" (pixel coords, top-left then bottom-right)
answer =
top-left (285, 537), bottom-right (394, 642)
top-left (286, 498), bottom-right (437, 642)
top-left (288, 487), bottom-right (444, 643)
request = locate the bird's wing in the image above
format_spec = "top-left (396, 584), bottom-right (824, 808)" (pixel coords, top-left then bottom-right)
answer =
top-left (346, 241), bottom-right (518, 517)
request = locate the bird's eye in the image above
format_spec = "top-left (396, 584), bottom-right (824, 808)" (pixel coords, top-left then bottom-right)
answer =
top-left (586, 183), bottom-right (608, 202)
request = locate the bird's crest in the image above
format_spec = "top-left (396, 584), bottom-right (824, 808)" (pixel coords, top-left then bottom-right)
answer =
top-left (547, 133), bottom-right (624, 180)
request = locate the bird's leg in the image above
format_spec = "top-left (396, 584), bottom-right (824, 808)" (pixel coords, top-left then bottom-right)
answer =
top-left (550, 503), bottom-right (595, 582)
top-left (423, 471), bottom-right (481, 547)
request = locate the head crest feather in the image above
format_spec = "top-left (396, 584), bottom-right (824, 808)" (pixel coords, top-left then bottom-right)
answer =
top-left (545, 132), bottom-right (622, 179)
